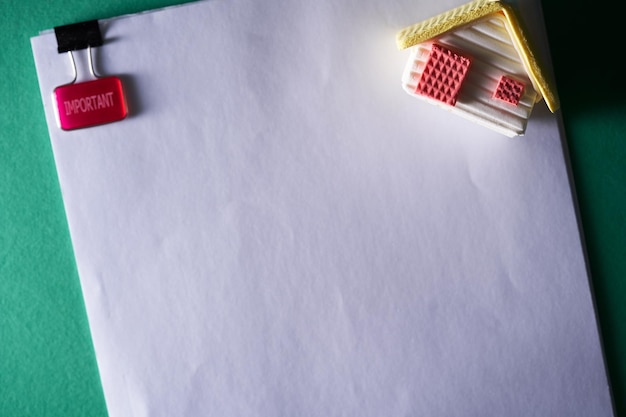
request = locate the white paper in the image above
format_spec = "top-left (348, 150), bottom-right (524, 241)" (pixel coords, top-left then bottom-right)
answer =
top-left (31, 0), bottom-right (614, 416)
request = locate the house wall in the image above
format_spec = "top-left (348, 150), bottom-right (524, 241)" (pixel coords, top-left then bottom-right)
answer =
top-left (401, 14), bottom-right (539, 137)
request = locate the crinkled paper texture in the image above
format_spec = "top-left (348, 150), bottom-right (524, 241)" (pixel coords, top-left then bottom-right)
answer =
top-left (31, 0), bottom-right (614, 416)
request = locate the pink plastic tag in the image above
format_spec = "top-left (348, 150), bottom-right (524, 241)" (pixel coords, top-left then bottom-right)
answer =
top-left (53, 76), bottom-right (127, 130)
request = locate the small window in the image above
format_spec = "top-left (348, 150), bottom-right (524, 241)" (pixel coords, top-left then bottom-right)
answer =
top-left (415, 43), bottom-right (471, 106)
top-left (493, 75), bottom-right (525, 105)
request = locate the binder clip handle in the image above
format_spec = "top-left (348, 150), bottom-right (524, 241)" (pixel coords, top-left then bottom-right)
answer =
top-left (55, 20), bottom-right (104, 81)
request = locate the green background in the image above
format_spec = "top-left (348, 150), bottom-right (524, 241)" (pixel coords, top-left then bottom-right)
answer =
top-left (1, 0), bottom-right (623, 416)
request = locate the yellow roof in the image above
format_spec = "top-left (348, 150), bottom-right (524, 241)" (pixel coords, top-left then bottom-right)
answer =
top-left (396, 0), bottom-right (559, 113)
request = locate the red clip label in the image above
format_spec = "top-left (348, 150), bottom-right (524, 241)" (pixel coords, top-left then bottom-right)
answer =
top-left (53, 76), bottom-right (127, 130)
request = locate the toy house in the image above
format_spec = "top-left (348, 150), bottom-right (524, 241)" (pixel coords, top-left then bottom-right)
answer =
top-left (396, 0), bottom-right (559, 137)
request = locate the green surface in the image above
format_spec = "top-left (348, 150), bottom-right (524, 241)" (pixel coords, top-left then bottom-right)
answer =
top-left (542, 1), bottom-right (626, 415)
top-left (0, 0), bottom-right (623, 416)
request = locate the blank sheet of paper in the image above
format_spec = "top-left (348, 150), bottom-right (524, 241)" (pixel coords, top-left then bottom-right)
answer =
top-left (31, 0), bottom-right (614, 415)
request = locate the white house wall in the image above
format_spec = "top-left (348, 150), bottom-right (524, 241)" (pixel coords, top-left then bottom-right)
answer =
top-left (401, 15), bottom-right (539, 137)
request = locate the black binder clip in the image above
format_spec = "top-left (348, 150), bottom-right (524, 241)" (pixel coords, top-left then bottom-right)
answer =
top-left (53, 20), bottom-right (127, 131)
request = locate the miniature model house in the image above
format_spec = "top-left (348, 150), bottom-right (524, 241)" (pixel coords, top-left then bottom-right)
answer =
top-left (396, 0), bottom-right (559, 137)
